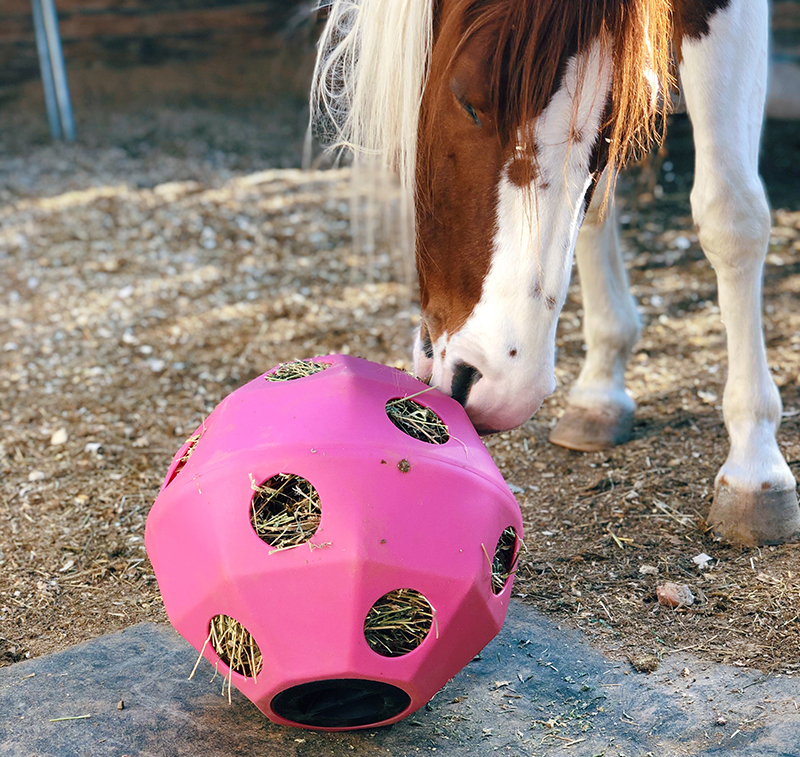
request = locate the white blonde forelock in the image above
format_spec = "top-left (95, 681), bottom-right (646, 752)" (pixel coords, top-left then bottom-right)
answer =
top-left (311, 0), bottom-right (435, 196)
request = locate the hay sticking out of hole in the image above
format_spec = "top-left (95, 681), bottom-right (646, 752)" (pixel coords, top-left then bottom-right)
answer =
top-left (386, 396), bottom-right (449, 444)
top-left (189, 614), bottom-right (262, 703)
top-left (178, 433), bottom-right (201, 465)
top-left (364, 589), bottom-right (433, 657)
top-left (167, 432), bottom-right (202, 485)
top-left (251, 473), bottom-right (322, 549)
top-left (491, 527), bottom-right (518, 594)
top-left (265, 360), bottom-right (329, 382)
top-left (208, 614), bottom-right (263, 680)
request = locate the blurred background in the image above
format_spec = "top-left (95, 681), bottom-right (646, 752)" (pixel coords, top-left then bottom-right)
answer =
top-left (0, 1), bottom-right (797, 152)
top-left (0, 0), bottom-right (322, 164)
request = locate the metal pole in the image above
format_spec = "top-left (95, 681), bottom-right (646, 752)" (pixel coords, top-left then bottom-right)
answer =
top-left (39, 0), bottom-right (76, 142)
top-left (31, 0), bottom-right (62, 140)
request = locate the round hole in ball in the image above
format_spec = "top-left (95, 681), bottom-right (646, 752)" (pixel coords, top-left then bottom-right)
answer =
top-left (364, 589), bottom-right (434, 657)
top-left (265, 360), bottom-right (330, 382)
top-left (207, 613), bottom-right (263, 679)
top-left (385, 398), bottom-right (449, 444)
top-left (251, 474), bottom-right (322, 549)
top-left (491, 526), bottom-right (519, 595)
top-left (165, 430), bottom-right (203, 487)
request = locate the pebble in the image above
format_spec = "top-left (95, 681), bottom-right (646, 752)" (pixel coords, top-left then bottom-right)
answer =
top-left (656, 582), bottom-right (695, 608)
top-left (692, 553), bottom-right (713, 570)
top-left (50, 428), bottom-right (68, 446)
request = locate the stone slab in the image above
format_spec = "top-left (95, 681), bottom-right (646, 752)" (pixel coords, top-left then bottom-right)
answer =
top-left (1, 602), bottom-right (798, 756)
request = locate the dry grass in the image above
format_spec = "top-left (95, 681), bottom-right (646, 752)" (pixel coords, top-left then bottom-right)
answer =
top-left (250, 474), bottom-right (322, 550)
top-left (491, 527), bottom-right (519, 594)
top-left (364, 589), bottom-right (434, 657)
top-left (168, 432), bottom-right (202, 483)
top-left (191, 614), bottom-right (263, 703)
top-left (386, 396), bottom-right (449, 444)
top-left (265, 360), bottom-right (330, 382)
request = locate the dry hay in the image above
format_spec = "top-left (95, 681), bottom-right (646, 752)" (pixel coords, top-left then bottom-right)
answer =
top-left (190, 613), bottom-right (263, 703)
top-left (265, 360), bottom-right (329, 382)
top-left (207, 613), bottom-right (263, 679)
top-left (168, 432), bottom-right (202, 483)
top-left (386, 396), bottom-right (449, 444)
top-left (251, 474), bottom-right (322, 549)
top-left (490, 527), bottom-right (519, 594)
top-left (364, 588), bottom-right (434, 657)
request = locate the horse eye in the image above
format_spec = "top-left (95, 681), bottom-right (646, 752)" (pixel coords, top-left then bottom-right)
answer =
top-left (460, 100), bottom-right (482, 127)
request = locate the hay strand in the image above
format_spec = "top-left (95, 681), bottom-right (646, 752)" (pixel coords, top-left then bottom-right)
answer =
top-left (251, 474), bottom-right (322, 549)
top-left (490, 527), bottom-right (519, 594)
top-left (265, 360), bottom-right (329, 382)
top-left (189, 614), bottom-right (263, 703)
top-left (364, 589), bottom-right (433, 657)
top-left (167, 432), bottom-right (202, 485)
top-left (386, 397), bottom-right (448, 444)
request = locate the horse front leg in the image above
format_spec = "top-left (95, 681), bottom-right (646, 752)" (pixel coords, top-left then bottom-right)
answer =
top-left (550, 174), bottom-right (640, 451)
top-left (678, 0), bottom-right (799, 544)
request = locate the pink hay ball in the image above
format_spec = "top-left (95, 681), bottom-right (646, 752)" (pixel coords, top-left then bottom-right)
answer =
top-left (145, 354), bottom-right (523, 731)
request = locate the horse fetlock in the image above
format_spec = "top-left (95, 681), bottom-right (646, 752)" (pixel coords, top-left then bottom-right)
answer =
top-left (549, 400), bottom-right (634, 452)
top-left (585, 315), bottom-right (640, 358)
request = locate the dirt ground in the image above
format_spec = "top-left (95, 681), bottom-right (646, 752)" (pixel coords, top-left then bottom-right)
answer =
top-left (1, 97), bottom-right (799, 681)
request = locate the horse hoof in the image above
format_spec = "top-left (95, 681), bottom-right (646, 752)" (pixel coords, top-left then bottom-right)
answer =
top-left (708, 484), bottom-right (800, 546)
top-left (549, 404), bottom-right (634, 452)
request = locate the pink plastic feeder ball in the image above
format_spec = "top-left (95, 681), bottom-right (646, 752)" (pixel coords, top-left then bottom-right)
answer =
top-left (145, 355), bottom-right (523, 731)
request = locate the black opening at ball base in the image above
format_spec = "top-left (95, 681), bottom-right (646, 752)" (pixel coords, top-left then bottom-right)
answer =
top-left (271, 679), bottom-right (411, 729)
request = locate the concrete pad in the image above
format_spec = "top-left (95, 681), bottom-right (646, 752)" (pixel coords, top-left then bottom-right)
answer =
top-left (1, 602), bottom-right (798, 756)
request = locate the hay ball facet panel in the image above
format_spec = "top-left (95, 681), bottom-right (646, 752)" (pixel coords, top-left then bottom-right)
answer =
top-left (145, 355), bottom-right (523, 731)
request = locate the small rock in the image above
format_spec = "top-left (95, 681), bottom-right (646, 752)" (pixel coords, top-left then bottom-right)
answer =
top-left (28, 470), bottom-right (46, 482)
top-left (692, 552), bottom-right (713, 570)
top-left (716, 716), bottom-right (727, 726)
top-left (639, 565), bottom-right (659, 575)
top-left (117, 700), bottom-right (125, 710)
top-left (656, 582), bottom-right (695, 608)
top-left (147, 358), bottom-right (166, 373)
top-left (84, 442), bottom-right (103, 455)
top-left (50, 428), bottom-right (68, 446)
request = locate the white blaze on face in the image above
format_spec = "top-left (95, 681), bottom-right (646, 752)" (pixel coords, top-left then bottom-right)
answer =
top-left (425, 40), bottom-right (613, 432)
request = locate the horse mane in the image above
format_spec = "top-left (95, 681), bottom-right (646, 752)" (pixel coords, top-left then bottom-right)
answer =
top-left (311, 0), bottom-right (673, 194)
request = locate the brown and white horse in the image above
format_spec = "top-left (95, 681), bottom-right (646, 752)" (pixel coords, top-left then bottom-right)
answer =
top-left (311, 0), bottom-right (800, 546)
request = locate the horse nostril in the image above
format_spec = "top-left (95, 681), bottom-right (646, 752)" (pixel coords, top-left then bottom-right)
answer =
top-left (450, 362), bottom-right (482, 406)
